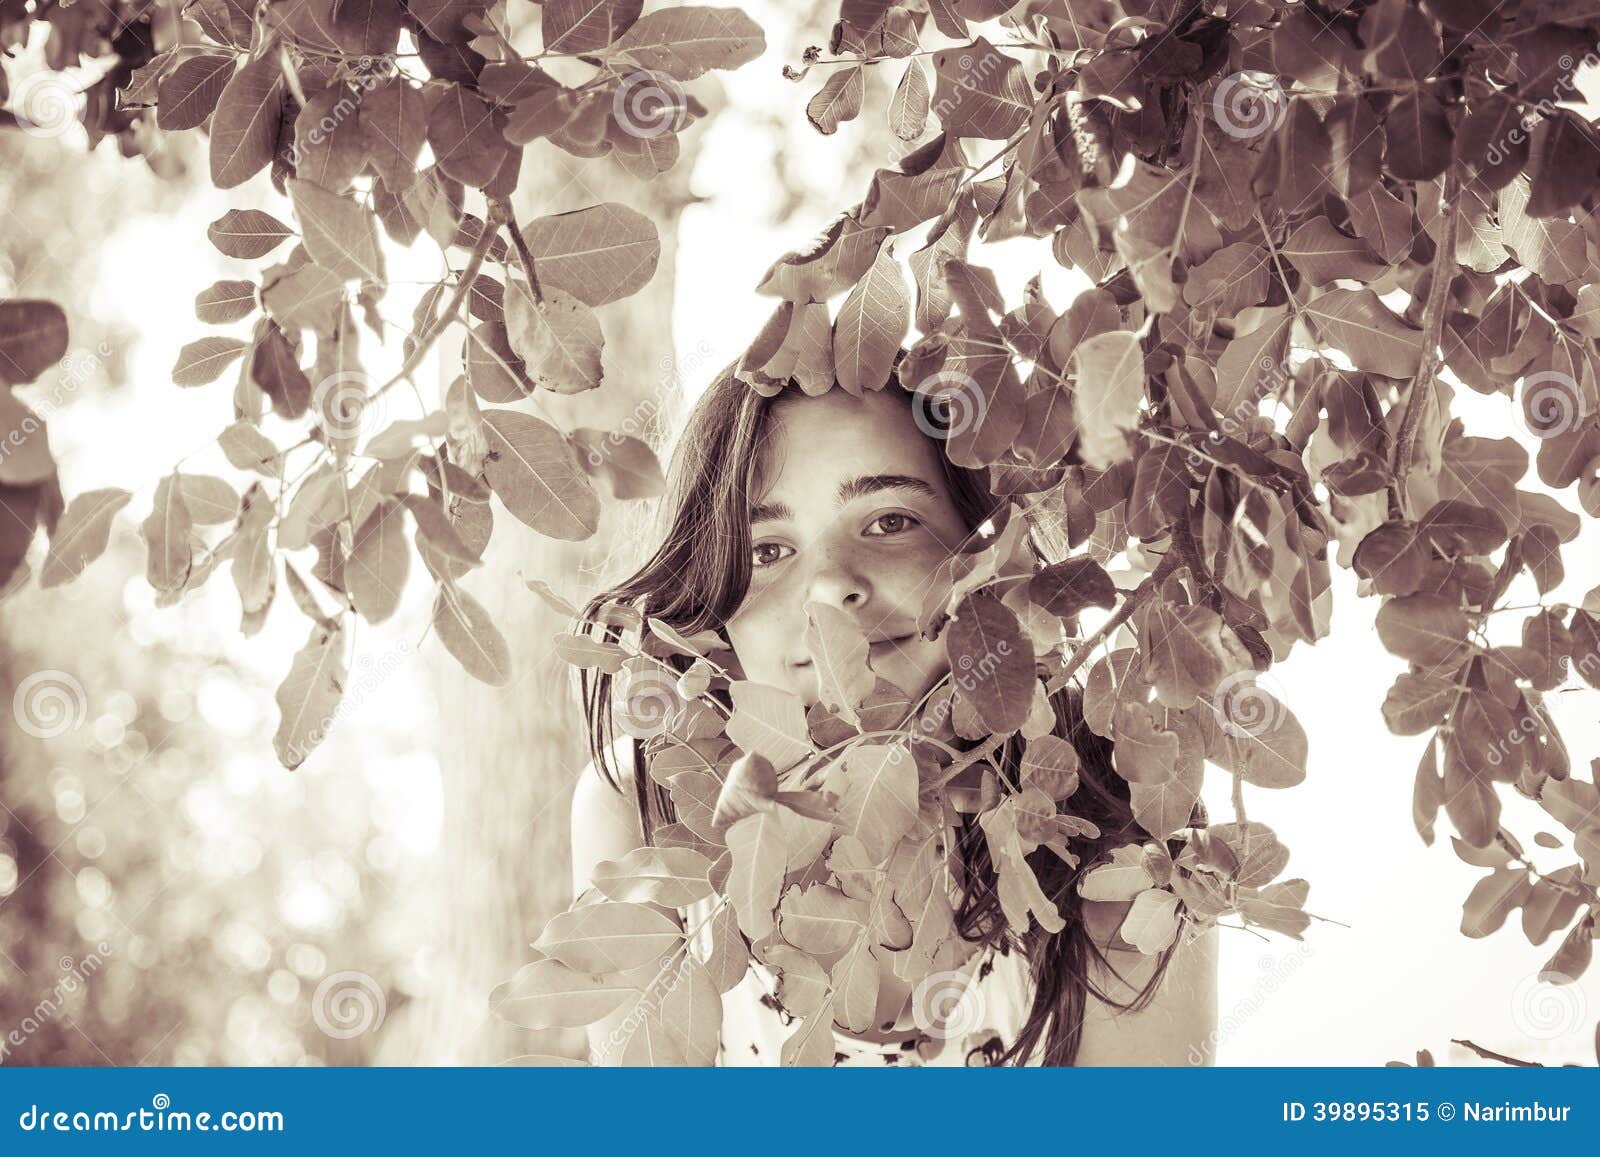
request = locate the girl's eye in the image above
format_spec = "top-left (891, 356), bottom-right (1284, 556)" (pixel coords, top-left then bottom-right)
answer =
top-left (866, 512), bottom-right (919, 537)
top-left (752, 541), bottom-right (793, 568)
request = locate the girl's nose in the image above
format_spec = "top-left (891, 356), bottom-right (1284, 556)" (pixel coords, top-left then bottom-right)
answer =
top-left (804, 545), bottom-right (871, 612)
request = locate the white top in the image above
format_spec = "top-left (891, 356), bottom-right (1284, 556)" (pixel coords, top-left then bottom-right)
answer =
top-left (681, 892), bottom-right (1042, 1067)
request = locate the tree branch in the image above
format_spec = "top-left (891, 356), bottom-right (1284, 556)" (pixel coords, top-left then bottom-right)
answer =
top-left (1389, 165), bottom-right (1460, 520)
top-left (490, 194), bottom-right (542, 303)
top-left (1045, 546), bottom-right (1182, 695)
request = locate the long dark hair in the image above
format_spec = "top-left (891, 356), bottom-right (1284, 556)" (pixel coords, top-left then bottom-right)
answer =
top-left (576, 360), bottom-right (1203, 1066)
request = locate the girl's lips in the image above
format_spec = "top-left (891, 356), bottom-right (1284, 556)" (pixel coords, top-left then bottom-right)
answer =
top-left (792, 634), bottom-right (915, 668)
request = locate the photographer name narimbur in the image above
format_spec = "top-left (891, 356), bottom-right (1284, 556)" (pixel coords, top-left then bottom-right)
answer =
top-left (1462, 1102), bottom-right (1572, 1123)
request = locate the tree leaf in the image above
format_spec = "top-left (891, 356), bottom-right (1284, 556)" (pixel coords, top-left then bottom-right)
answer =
top-left (195, 279), bottom-right (257, 324)
top-left (480, 408), bottom-right (600, 540)
top-left (1375, 592), bottom-right (1470, 667)
top-left (172, 336), bottom-right (247, 386)
top-left (591, 845), bottom-right (713, 907)
top-left (725, 811), bottom-right (788, 940)
top-left (543, 0), bottom-right (644, 52)
top-left (1071, 330), bottom-right (1145, 467)
top-left (503, 279), bottom-right (604, 393)
top-left (1303, 288), bottom-right (1425, 379)
top-left (802, 601), bottom-right (875, 725)
top-left (945, 588), bottom-right (1035, 733)
top-left (40, 488), bottom-right (131, 588)
top-left (273, 622), bottom-right (346, 769)
top-left (608, 6), bottom-right (766, 81)
top-left (209, 51), bottom-right (287, 189)
top-left (534, 900), bottom-right (683, 972)
top-left (490, 958), bottom-right (636, 1029)
top-left (0, 299), bottom-right (69, 386)
top-left (831, 238), bottom-right (909, 394)
top-left (156, 52), bottom-right (236, 131)
top-left (288, 178), bottom-right (385, 284)
top-left (726, 681), bottom-right (813, 772)
top-left (519, 202), bottom-right (661, 307)
top-left (930, 37), bottom-right (1031, 139)
top-left (432, 584), bottom-right (513, 685)
top-left (207, 209), bottom-right (295, 259)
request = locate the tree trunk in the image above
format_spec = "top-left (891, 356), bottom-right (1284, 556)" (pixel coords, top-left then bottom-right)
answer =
top-left (387, 148), bottom-right (698, 1064)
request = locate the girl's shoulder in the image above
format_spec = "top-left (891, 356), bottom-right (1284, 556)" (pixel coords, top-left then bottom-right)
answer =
top-left (569, 737), bottom-right (645, 895)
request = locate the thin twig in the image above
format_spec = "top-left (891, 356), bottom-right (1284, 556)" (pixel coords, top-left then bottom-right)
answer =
top-left (371, 212), bottom-right (501, 402)
top-left (1045, 547), bottom-right (1181, 695)
top-left (1389, 166), bottom-right (1461, 520)
top-left (490, 194), bottom-right (543, 303)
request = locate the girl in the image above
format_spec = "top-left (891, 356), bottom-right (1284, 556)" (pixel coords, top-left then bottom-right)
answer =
top-left (568, 359), bottom-right (1219, 1066)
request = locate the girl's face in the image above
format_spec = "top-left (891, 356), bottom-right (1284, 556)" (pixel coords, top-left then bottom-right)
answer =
top-left (723, 388), bottom-right (973, 708)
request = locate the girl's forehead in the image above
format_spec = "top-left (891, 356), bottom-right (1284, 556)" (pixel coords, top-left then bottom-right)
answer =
top-left (756, 388), bottom-right (942, 494)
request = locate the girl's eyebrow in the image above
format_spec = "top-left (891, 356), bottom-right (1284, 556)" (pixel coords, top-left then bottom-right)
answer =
top-left (749, 474), bottom-right (938, 525)
top-left (836, 473), bottom-right (940, 504)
